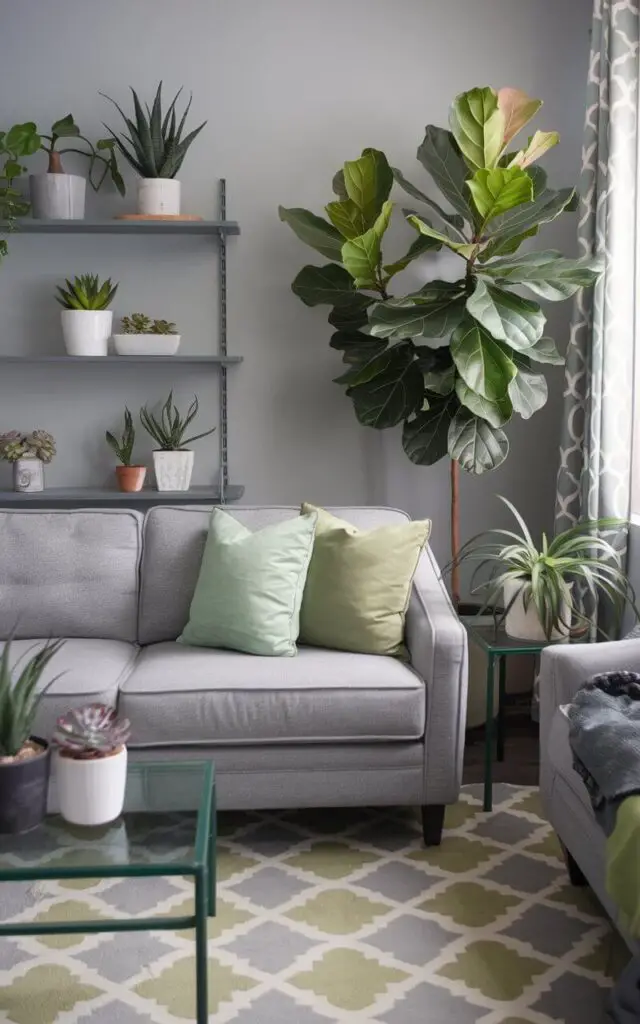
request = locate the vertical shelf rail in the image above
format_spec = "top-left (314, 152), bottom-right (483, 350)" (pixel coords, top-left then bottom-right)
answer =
top-left (218, 179), bottom-right (229, 504)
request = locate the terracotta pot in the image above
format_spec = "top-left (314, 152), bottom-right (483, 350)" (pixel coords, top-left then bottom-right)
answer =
top-left (116, 465), bottom-right (147, 493)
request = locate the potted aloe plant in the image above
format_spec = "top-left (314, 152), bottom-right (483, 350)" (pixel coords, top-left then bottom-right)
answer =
top-left (449, 497), bottom-right (639, 641)
top-left (113, 313), bottom-right (181, 356)
top-left (55, 273), bottom-right (118, 356)
top-left (140, 391), bottom-right (215, 491)
top-left (0, 429), bottom-right (56, 492)
top-left (101, 82), bottom-right (206, 217)
top-left (54, 704), bottom-right (131, 826)
top-left (0, 638), bottom-right (65, 834)
top-left (106, 408), bottom-right (146, 492)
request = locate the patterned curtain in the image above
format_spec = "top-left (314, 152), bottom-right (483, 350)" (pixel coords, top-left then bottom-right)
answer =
top-left (555, 0), bottom-right (640, 636)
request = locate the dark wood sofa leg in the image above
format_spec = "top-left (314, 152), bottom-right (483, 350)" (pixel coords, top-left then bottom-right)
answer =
top-left (561, 843), bottom-right (588, 887)
top-left (421, 805), bottom-right (445, 847)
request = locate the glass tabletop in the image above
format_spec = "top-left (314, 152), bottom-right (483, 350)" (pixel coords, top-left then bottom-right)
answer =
top-left (0, 760), bottom-right (215, 882)
top-left (462, 618), bottom-right (568, 655)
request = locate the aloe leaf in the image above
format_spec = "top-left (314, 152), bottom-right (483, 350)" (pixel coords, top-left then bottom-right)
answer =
top-left (129, 87), bottom-right (156, 175)
top-left (148, 81), bottom-right (164, 170)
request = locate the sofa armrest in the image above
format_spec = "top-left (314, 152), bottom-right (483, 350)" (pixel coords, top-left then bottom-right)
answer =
top-left (405, 546), bottom-right (468, 805)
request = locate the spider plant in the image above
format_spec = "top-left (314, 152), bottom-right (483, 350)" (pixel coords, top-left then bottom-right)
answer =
top-left (447, 496), bottom-right (638, 639)
top-left (140, 391), bottom-right (215, 450)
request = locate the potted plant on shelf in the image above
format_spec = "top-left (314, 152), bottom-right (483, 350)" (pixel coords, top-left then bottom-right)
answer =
top-left (0, 638), bottom-right (65, 834)
top-left (0, 429), bottom-right (56, 492)
top-left (140, 391), bottom-right (215, 491)
top-left (0, 123), bottom-right (39, 259)
top-left (113, 312), bottom-right (181, 356)
top-left (105, 408), bottom-right (146, 492)
top-left (55, 273), bottom-right (118, 356)
top-left (101, 82), bottom-right (206, 218)
top-left (26, 114), bottom-right (124, 220)
top-left (53, 704), bottom-right (131, 826)
top-left (448, 497), bottom-right (639, 641)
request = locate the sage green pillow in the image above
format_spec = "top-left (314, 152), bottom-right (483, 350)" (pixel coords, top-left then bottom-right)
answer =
top-left (179, 509), bottom-right (317, 657)
top-left (299, 504), bottom-right (431, 657)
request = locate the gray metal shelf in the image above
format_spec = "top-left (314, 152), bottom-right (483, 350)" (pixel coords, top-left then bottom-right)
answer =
top-left (16, 219), bottom-right (240, 236)
top-left (0, 355), bottom-right (243, 365)
top-left (0, 485), bottom-right (245, 505)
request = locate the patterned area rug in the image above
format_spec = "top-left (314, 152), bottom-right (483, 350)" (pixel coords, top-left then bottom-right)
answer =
top-left (0, 784), bottom-right (629, 1023)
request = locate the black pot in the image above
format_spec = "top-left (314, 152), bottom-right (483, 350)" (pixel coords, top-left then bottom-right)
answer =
top-left (0, 737), bottom-right (51, 834)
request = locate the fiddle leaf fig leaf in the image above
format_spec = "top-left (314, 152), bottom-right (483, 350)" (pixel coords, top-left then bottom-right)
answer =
top-left (368, 281), bottom-right (466, 342)
top-left (406, 214), bottom-right (479, 259)
top-left (497, 88), bottom-right (543, 147)
top-left (383, 233), bottom-right (442, 278)
top-left (510, 130), bottom-right (560, 169)
top-left (466, 279), bottom-right (545, 351)
top-left (403, 396), bottom-right (457, 465)
top-left (416, 126), bottom-right (477, 225)
top-left (279, 206), bottom-right (344, 261)
top-left (417, 348), bottom-right (457, 395)
top-left (392, 166), bottom-right (465, 232)
top-left (347, 341), bottom-right (424, 428)
top-left (450, 316), bottom-right (517, 400)
top-left (332, 167), bottom-right (348, 199)
top-left (486, 185), bottom-right (575, 248)
top-left (467, 167), bottom-right (533, 223)
top-left (455, 378), bottom-right (512, 428)
top-left (449, 87), bottom-right (505, 172)
top-left (328, 302), bottom-right (370, 332)
top-left (525, 335), bottom-right (564, 365)
top-left (507, 352), bottom-right (549, 419)
top-left (330, 331), bottom-right (387, 367)
top-left (341, 201), bottom-right (393, 289)
top-left (479, 249), bottom-right (604, 301)
top-left (325, 198), bottom-right (367, 239)
top-left (448, 408), bottom-right (509, 474)
top-left (292, 264), bottom-right (371, 307)
top-left (343, 148), bottom-right (393, 227)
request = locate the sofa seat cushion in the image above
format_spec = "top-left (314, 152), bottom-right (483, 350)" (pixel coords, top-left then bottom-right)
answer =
top-left (120, 642), bottom-right (426, 746)
top-left (0, 639), bottom-right (139, 740)
top-left (547, 708), bottom-right (593, 816)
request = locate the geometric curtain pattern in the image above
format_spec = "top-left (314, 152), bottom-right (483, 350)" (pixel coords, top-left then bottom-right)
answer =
top-left (0, 786), bottom-right (627, 1023)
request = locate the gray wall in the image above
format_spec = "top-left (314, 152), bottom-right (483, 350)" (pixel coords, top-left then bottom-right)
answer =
top-left (0, 0), bottom-right (591, 569)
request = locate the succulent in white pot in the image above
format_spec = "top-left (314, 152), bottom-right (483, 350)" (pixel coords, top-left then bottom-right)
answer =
top-left (56, 274), bottom-right (118, 356)
top-left (140, 391), bottom-right (215, 491)
top-left (102, 82), bottom-right (206, 217)
top-left (113, 313), bottom-right (181, 356)
top-left (0, 429), bottom-right (56, 492)
top-left (53, 704), bottom-right (131, 826)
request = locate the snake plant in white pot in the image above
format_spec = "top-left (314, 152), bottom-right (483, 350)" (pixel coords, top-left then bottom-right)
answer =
top-left (140, 391), bottom-right (215, 491)
top-left (449, 497), bottom-right (638, 641)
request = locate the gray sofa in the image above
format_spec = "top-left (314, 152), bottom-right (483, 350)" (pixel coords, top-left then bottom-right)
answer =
top-left (0, 504), bottom-right (468, 845)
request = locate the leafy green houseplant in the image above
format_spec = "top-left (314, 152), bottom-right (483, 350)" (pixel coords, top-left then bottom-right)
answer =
top-left (56, 273), bottom-right (119, 357)
top-left (0, 638), bottom-right (65, 834)
top-left (113, 313), bottom-right (181, 356)
top-left (106, 408), bottom-right (146, 493)
top-left (101, 82), bottom-right (207, 216)
top-left (0, 123), bottom-right (39, 260)
top-left (280, 86), bottom-right (603, 604)
top-left (140, 391), bottom-right (215, 491)
top-left (448, 497), bottom-right (638, 641)
top-left (54, 704), bottom-right (131, 826)
top-left (0, 429), bottom-right (56, 493)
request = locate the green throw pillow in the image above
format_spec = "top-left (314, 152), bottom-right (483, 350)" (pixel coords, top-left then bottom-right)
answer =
top-left (179, 509), bottom-right (318, 657)
top-left (299, 504), bottom-right (431, 657)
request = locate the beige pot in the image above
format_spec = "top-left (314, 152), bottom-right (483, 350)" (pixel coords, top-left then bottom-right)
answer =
top-left (504, 579), bottom-right (572, 642)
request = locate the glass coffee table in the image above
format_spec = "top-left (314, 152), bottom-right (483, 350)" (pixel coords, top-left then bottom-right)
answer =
top-left (0, 760), bottom-right (216, 1024)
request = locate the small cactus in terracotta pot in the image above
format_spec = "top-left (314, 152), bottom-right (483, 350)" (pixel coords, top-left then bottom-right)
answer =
top-left (105, 408), bottom-right (146, 492)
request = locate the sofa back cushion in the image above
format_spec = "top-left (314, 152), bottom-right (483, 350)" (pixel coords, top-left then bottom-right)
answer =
top-left (0, 509), bottom-right (142, 642)
top-left (139, 505), bottom-right (411, 645)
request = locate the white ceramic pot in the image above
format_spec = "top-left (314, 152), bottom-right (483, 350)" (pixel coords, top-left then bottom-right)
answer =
top-left (504, 579), bottom-right (572, 642)
top-left (153, 449), bottom-right (194, 491)
top-left (56, 746), bottom-right (127, 826)
top-left (137, 178), bottom-right (181, 216)
top-left (13, 457), bottom-right (44, 493)
top-left (29, 173), bottom-right (86, 220)
top-left (113, 334), bottom-right (181, 356)
top-left (61, 309), bottom-right (113, 357)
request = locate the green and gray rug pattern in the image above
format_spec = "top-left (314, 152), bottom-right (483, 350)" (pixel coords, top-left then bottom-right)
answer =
top-left (0, 785), bottom-right (627, 1023)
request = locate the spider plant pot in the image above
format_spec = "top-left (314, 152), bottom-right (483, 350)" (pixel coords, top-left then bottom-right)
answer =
top-left (61, 309), bottom-right (113, 356)
top-left (115, 465), bottom-right (146, 493)
top-left (56, 745), bottom-right (128, 826)
top-left (113, 333), bottom-right (181, 356)
top-left (137, 178), bottom-right (181, 216)
top-left (0, 739), bottom-right (51, 834)
top-left (504, 579), bottom-right (571, 642)
top-left (13, 455), bottom-right (44, 493)
top-left (153, 449), bottom-right (194, 491)
top-left (29, 173), bottom-right (86, 220)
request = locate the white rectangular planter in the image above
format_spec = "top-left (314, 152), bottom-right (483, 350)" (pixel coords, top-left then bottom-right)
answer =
top-left (61, 310), bottom-right (113, 356)
top-left (153, 449), bottom-right (194, 491)
top-left (113, 333), bottom-right (181, 356)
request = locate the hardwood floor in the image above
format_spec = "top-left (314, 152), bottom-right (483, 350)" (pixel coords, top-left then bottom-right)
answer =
top-left (463, 704), bottom-right (540, 786)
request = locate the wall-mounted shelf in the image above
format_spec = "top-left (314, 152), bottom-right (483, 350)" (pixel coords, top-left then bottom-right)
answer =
top-left (0, 485), bottom-right (245, 505)
top-left (0, 355), bottom-right (243, 365)
top-left (16, 219), bottom-right (240, 236)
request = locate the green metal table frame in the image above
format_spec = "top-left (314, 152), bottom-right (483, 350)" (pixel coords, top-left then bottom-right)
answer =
top-left (0, 760), bottom-right (216, 1024)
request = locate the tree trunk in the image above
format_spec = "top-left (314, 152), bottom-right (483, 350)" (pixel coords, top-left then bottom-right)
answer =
top-left (450, 458), bottom-right (461, 610)
top-left (47, 150), bottom-right (64, 174)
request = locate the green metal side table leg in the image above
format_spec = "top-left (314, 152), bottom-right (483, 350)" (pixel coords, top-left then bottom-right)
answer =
top-left (194, 869), bottom-right (209, 1023)
top-left (208, 795), bottom-right (216, 917)
top-left (484, 652), bottom-right (495, 812)
top-left (497, 655), bottom-right (507, 763)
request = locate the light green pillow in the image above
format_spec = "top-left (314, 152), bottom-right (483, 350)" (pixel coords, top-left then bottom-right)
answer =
top-left (299, 504), bottom-right (431, 657)
top-left (179, 509), bottom-right (317, 657)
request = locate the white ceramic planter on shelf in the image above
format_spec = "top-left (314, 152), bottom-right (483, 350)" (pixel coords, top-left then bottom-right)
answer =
top-left (153, 449), bottom-right (194, 491)
top-left (56, 746), bottom-right (127, 826)
top-left (29, 173), bottom-right (86, 220)
top-left (504, 579), bottom-right (571, 642)
top-left (61, 310), bottom-right (113, 357)
top-left (113, 334), bottom-right (181, 356)
top-left (13, 457), bottom-right (44, 493)
top-left (137, 178), bottom-right (181, 216)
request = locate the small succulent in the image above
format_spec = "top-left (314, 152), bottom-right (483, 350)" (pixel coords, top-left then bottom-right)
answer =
top-left (54, 704), bottom-right (131, 760)
top-left (0, 638), bottom-right (65, 758)
top-left (101, 81), bottom-right (207, 179)
top-left (106, 408), bottom-right (136, 466)
top-left (0, 429), bottom-right (56, 463)
top-left (140, 391), bottom-right (215, 451)
top-left (55, 274), bottom-right (118, 311)
top-left (121, 313), bottom-right (178, 335)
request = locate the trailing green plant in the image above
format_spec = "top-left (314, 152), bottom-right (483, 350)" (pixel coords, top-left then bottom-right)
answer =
top-left (101, 82), bottom-right (206, 179)
top-left (54, 704), bottom-right (131, 760)
top-left (106, 408), bottom-right (136, 466)
top-left (55, 274), bottom-right (118, 311)
top-left (0, 638), bottom-right (65, 757)
top-left (140, 391), bottom-right (215, 450)
top-left (36, 114), bottom-right (124, 193)
top-left (446, 497), bottom-right (638, 639)
top-left (121, 313), bottom-right (178, 335)
top-left (0, 430), bottom-right (56, 463)
top-left (0, 123), bottom-right (39, 260)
